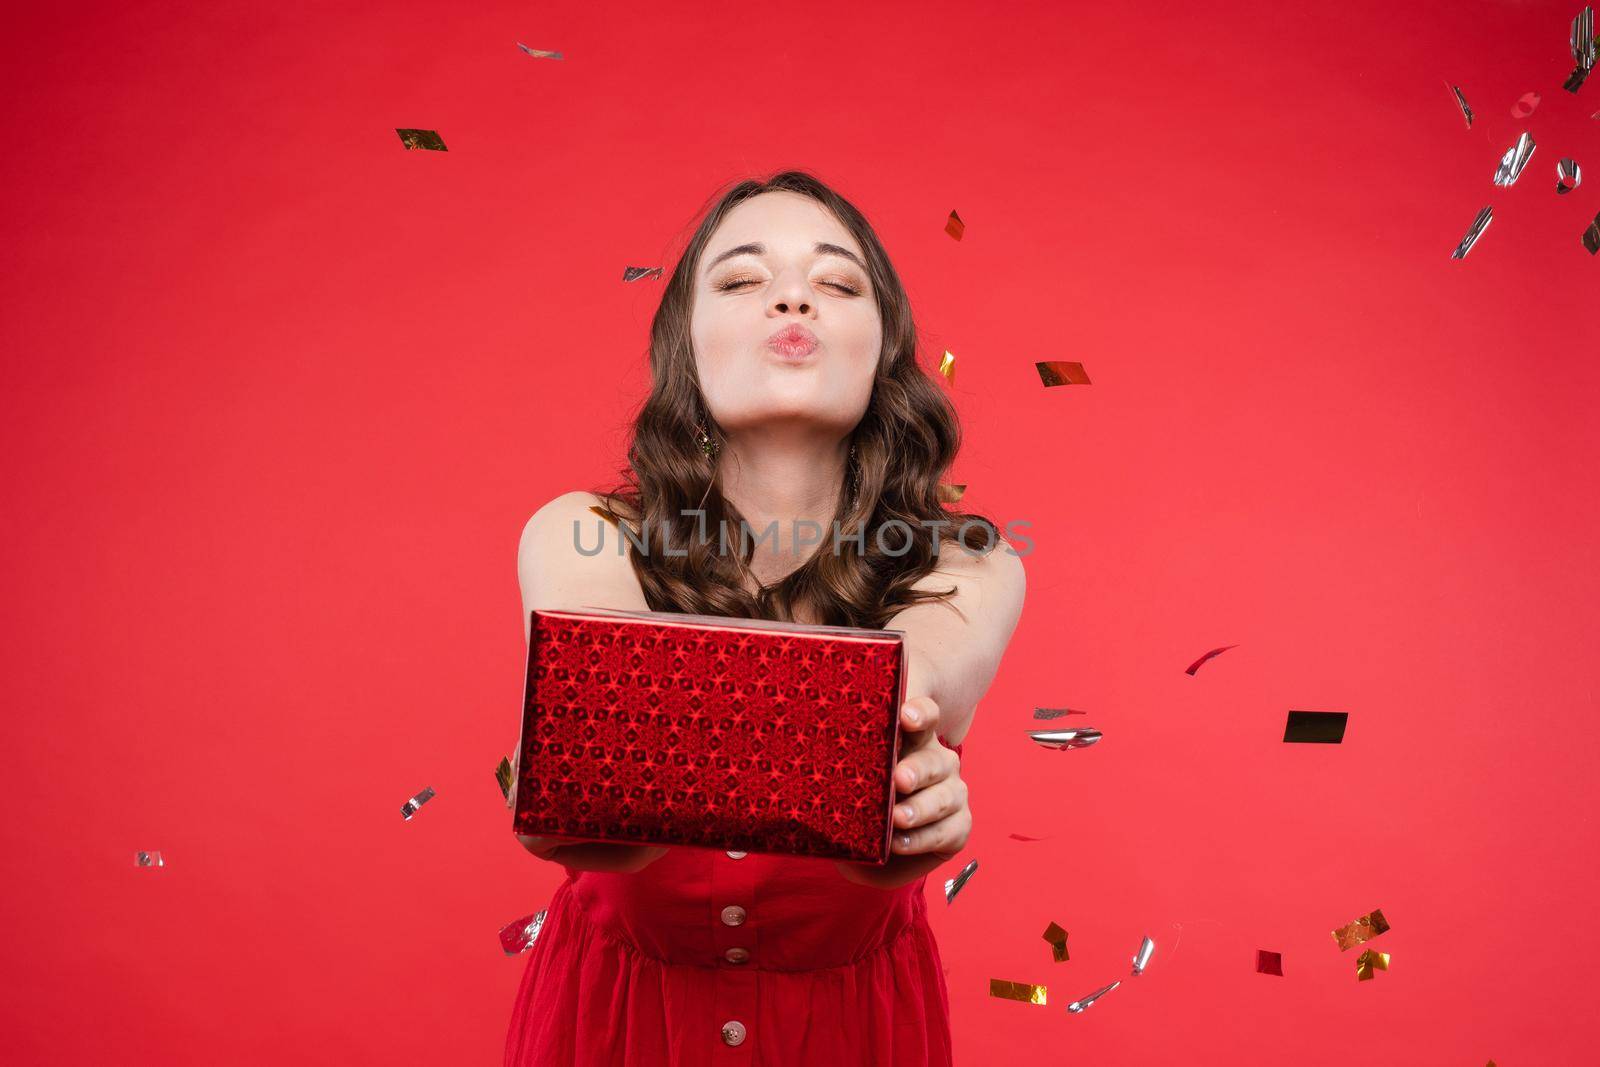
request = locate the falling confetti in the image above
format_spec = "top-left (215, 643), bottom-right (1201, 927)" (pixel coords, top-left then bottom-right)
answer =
top-left (1565, 6), bottom-right (1595, 92)
top-left (499, 909), bottom-right (547, 954)
top-left (1028, 728), bottom-right (1102, 749)
top-left (1558, 158), bottom-right (1583, 194)
top-left (1584, 210), bottom-right (1600, 254)
top-left (1008, 832), bottom-right (1052, 842)
top-left (1283, 710), bottom-right (1348, 744)
top-left (944, 858), bottom-right (978, 904)
top-left (396, 128), bottom-right (447, 152)
top-left (1493, 132), bottom-right (1537, 187)
top-left (622, 266), bottom-right (664, 282)
top-left (496, 755), bottom-right (514, 799)
top-left (945, 210), bottom-right (965, 241)
top-left (588, 504), bottom-right (622, 526)
top-left (936, 483), bottom-right (966, 504)
top-left (1131, 935), bottom-right (1155, 976)
top-left (135, 851), bottom-right (164, 868)
top-left (1356, 948), bottom-right (1391, 981)
top-left (1035, 360), bottom-right (1091, 387)
top-left (1512, 91), bottom-right (1541, 118)
top-left (1066, 979), bottom-right (1121, 1014)
top-left (938, 350), bottom-right (956, 385)
top-left (401, 786), bottom-right (437, 820)
top-left (1184, 644), bottom-right (1238, 675)
top-left (989, 978), bottom-right (1048, 1004)
top-left (1451, 206), bottom-right (1493, 260)
top-left (1042, 922), bottom-right (1070, 962)
top-left (1032, 707), bottom-right (1087, 720)
top-left (1448, 84), bottom-right (1474, 128)
top-left (1332, 908), bottom-right (1390, 951)
top-left (516, 44), bottom-right (564, 60)
top-left (1257, 950), bottom-right (1283, 976)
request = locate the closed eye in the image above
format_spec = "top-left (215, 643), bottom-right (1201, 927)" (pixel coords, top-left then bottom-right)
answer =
top-left (714, 277), bottom-right (863, 296)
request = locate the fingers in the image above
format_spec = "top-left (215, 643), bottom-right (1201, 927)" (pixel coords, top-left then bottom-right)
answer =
top-left (893, 775), bottom-right (968, 830)
top-left (900, 696), bottom-right (940, 733)
top-left (892, 804), bottom-right (972, 856)
top-left (894, 739), bottom-right (961, 792)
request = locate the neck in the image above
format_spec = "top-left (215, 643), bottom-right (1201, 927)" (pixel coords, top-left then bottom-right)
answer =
top-left (715, 426), bottom-right (851, 580)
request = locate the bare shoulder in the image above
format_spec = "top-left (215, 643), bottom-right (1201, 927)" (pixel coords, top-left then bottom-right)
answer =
top-left (911, 531), bottom-right (1027, 607)
top-left (517, 492), bottom-right (648, 639)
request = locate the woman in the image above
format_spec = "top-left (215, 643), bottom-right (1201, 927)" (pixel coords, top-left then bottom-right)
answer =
top-left (505, 171), bottom-right (1027, 1065)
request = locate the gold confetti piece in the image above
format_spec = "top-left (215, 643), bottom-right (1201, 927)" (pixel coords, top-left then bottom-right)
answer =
top-left (1042, 922), bottom-right (1069, 962)
top-left (1584, 210), bottom-right (1600, 255)
top-left (1008, 832), bottom-right (1051, 841)
top-left (944, 858), bottom-right (978, 904)
top-left (1284, 710), bottom-right (1348, 743)
top-left (496, 755), bottom-right (514, 799)
top-left (1035, 360), bottom-right (1091, 387)
top-left (135, 850), bottom-right (164, 868)
top-left (1332, 908), bottom-right (1390, 951)
top-left (1511, 91), bottom-right (1541, 119)
top-left (1257, 949), bottom-right (1283, 975)
top-left (499, 909), bottom-right (547, 954)
top-left (588, 504), bottom-right (621, 526)
top-left (622, 266), bottom-right (663, 282)
top-left (989, 978), bottom-right (1048, 1004)
top-left (1558, 158), bottom-right (1583, 195)
top-left (1447, 84), bottom-right (1474, 128)
top-left (936, 483), bottom-right (966, 504)
top-left (396, 128), bottom-right (447, 152)
top-left (938, 350), bottom-right (955, 385)
top-left (1451, 205), bottom-right (1493, 260)
top-left (1185, 644), bottom-right (1238, 675)
top-left (1355, 948), bottom-right (1390, 981)
top-left (516, 43), bottom-right (564, 60)
top-left (945, 210), bottom-right (965, 241)
top-left (401, 785), bottom-right (437, 820)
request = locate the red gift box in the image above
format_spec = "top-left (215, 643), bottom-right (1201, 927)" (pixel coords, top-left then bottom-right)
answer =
top-left (513, 606), bottom-right (908, 864)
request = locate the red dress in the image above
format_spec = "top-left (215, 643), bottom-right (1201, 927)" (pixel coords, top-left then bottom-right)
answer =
top-left (504, 741), bottom-right (965, 1066)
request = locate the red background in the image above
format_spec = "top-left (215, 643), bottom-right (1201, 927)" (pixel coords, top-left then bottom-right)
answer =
top-left (4, 1), bottom-right (1597, 1063)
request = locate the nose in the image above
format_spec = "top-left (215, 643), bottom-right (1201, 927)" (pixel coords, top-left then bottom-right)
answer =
top-left (767, 268), bottom-right (815, 316)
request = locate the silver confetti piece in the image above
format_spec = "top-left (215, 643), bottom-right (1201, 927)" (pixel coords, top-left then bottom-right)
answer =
top-left (1558, 158), bottom-right (1583, 194)
top-left (1448, 84), bottom-right (1474, 128)
top-left (401, 786), bottom-right (436, 820)
top-left (1028, 728), bottom-right (1103, 749)
top-left (1584, 210), bottom-right (1600, 255)
top-left (1493, 132), bottom-right (1537, 187)
top-left (943, 858), bottom-right (978, 904)
top-left (1132, 935), bottom-right (1156, 976)
top-left (1066, 979), bottom-right (1121, 1014)
top-left (1566, 6), bottom-right (1595, 92)
top-left (135, 850), bottom-right (164, 868)
top-left (1032, 707), bottom-right (1087, 720)
top-left (516, 44), bottom-right (565, 60)
top-left (622, 266), bottom-right (664, 282)
top-left (1450, 206), bottom-right (1493, 260)
top-left (499, 909), bottom-right (547, 954)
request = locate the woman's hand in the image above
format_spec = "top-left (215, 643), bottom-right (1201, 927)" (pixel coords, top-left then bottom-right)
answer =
top-left (833, 694), bottom-right (971, 890)
top-left (507, 748), bottom-right (669, 873)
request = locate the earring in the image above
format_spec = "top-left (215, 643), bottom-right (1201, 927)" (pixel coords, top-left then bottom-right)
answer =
top-left (848, 443), bottom-right (862, 510)
top-left (696, 419), bottom-right (718, 458)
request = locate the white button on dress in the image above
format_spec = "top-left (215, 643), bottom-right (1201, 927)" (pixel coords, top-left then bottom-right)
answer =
top-left (721, 1020), bottom-right (747, 1046)
top-left (720, 904), bottom-right (747, 927)
top-left (725, 850), bottom-right (748, 860)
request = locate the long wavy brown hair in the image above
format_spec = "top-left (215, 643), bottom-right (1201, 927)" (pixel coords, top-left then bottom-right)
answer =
top-left (593, 170), bottom-right (1001, 629)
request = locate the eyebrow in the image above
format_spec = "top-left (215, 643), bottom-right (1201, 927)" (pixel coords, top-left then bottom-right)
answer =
top-left (703, 241), bottom-right (868, 275)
